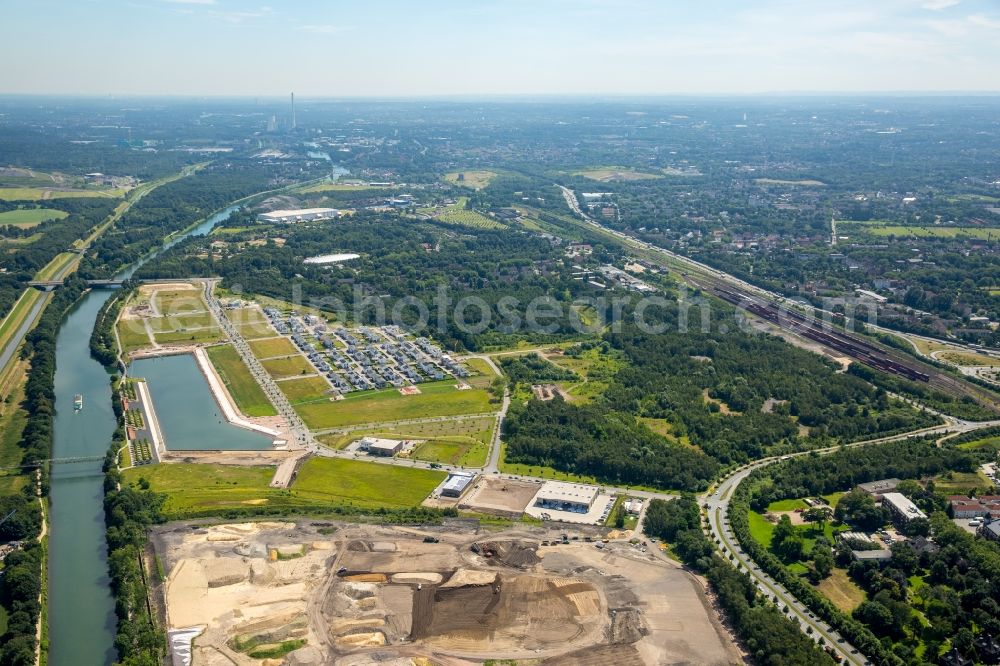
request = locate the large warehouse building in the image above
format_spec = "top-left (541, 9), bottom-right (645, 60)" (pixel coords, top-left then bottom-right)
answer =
top-left (532, 481), bottom-right (599, 514)
top-left (258, 207), bottom-right (340, 224)
top-left (440, 472), bottom-right (476, 498)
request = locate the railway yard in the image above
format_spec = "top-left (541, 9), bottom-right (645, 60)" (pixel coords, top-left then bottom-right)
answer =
top-left (153, 520), bottom-right (739, 666)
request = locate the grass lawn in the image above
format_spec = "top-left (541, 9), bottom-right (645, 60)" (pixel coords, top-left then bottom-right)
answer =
top-left (938, 351), bottom-right (1000, 367)
top-left (261, 354), bottom-right (314, 379)
top-left (444, 170), bottom-right (497, 190)
top-left (411, 438), bottom-right (489, 467)
top-left (748, 511), bottom-right (776, 545)
top-left (818, 568), bottom-right (866, 612)
top-left (295, 380), bottom-right (493, 430)
top-left (249, 336), bottom-right (298, 359)
top-left (148, 312), bottom-right (216, 332)
top-left (116, 320), bottom-right (153, 354)
top-left (34, 252), bottom-right (78, 281)
top-left (278, 375), bottom-right (333, 403)
top-left (226, 307), bottom-right (269, 325)
top-left (153, 327), bottom-right (223, 345)
top-left (205, 344), bottom-right (277, 417)
top-left (0, 208), bottom-right (68, 227)
top-left (0, 290), bottom-right (44, 351)
top-left (154, 289), bottom-right (206, 316)
top-left (291, 457), bottom-right (445, 508)
top-left (497, 442), bottom-right (675, 490)
top-left (768, 498), bottom-right (809, 511)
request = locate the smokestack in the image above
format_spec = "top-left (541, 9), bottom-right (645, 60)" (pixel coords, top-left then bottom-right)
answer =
top-left (291, 92), bottom-right (296, 130)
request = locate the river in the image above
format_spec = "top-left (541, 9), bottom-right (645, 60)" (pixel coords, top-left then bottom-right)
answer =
top-left (46, 204), bottom-right (239, 666)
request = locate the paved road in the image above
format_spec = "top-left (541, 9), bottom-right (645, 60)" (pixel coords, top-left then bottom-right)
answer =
top-left (699, 419), bottom-right (1000, 665)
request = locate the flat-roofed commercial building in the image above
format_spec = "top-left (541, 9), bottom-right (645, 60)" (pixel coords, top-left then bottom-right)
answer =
top-left (533, 481), bottom-right (599, 514)
top-left (440, 472), bottom-right (475, 498)
top-left (258, 208), bottom-right (340, 224)
top-left (881, 492), bottom-right (927, 525)
top-left (359, 437), bottom-right (404, 457)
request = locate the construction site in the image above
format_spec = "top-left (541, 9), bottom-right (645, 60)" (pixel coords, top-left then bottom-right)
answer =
top-left (153, 519), bottom-right (739, 666)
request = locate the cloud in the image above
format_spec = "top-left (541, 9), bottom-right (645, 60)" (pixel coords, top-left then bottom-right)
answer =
top-left (967, 13), bottom-right (1000, 29)
top-left (921, 0), bottom-right (960, 10)
top-left (297, 24), bottom-right (346, 34)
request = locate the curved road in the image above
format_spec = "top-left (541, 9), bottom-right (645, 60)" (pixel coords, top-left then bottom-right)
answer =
top-left (700, 418), bottom-right (1000, 665)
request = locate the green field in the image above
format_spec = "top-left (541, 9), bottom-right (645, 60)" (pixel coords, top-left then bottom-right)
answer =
top-left (295, 380), bottom-right (493, 430)
top-left (444, 170), bottom-right (498, 190)
top-left (152, 327), bottom-right (223, 345)
top-left (116, 319), bottom-right (153, 354)
top-left (931, 470), bottom-right (993, 495)
top-left (122, 458), bottom-right (444, 516)
top-left (153, 289), bottom-right (206, 315)
top-left (573, 167), bottom-right (662, 182)
top-left (817, 568), bottom-right (866, 612)
top-left (261, 354), bottom-right (314, 379)
top-left (278, 375), bottom-right (333, 403)
top-left (841, 222), bottom-right (1000, 240)
top-left (292, 457), bottom-right (445, 508)
top-left (411, 437), bottom-right (489, 467)
top-left (148, 312), bottom-right (217, 332)
top-left (226, 307), bottom-right (269, 325)
top-left (249, 336), bottom-right (298, 358)
top-left (0, 365), bottom-right (31, 496)
top-left (0, 208), bottom-right (68, 227)
top-left (205, 344), bottom-right (277, 417)
top-left (0, 187), bottom-right (125, 201)
top-left (956, 435), bottom-right (1000, 451)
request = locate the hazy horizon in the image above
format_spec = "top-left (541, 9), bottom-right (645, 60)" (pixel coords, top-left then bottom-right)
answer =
top-left (3, 0), bottom-right (999, 97)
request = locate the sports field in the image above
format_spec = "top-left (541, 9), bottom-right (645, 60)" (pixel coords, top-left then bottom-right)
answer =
top-left (205, 344), bottom-right (277, 417)
top-left (0, 208), bottom-right (68, 227)
top-left (261, 354), bottom-right (314, 379)
top-left (249, 336), bottom-right (298, 358)
top-left (295, 379), bottom-right (493, 429)
top-left (277, 375), bottom-right (332, 403)
top-left (444, 170), bottom-right (497, 189)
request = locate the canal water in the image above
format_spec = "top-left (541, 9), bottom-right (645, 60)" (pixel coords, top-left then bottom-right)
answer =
top-left (47, 204), bottom-right (239, 666)
top-left (129, 354), bottom-right (271, 451)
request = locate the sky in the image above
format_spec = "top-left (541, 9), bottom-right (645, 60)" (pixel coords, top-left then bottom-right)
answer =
top-left (2, 0), bottom-right (999, 96)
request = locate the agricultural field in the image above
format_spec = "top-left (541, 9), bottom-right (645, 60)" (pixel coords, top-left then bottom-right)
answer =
top-left (205, 344), bottom-right (277, 417)
top-left (0, 187), bottom-right (125, 201)
top-left (443, 170), bottom-right (497, 189)
top-left (573, 167), bottom-right (662, 182)
top-left (261, 354), bottom-right (314, 379)
top-left (841, 221), bottom-right (1000, 239)
top-left (0, 208), bottom-right (68, 227)
top-left (294, 379), bottom-right (493, 430)
top-left (292, 457), bottom-right (445, 509)
top-left (277, 375), bottom-right (332, 403)
top-left (248, 336), bottom-right (299, 359)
